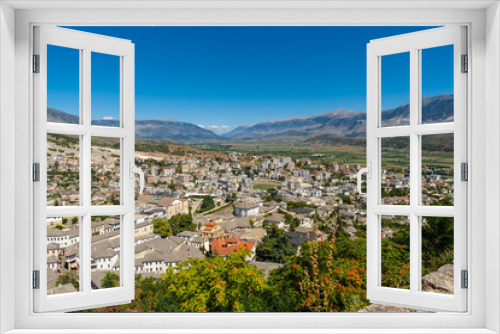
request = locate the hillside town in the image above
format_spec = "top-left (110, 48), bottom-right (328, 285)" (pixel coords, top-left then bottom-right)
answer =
top-left (45, 135), bottom-right (454, 295)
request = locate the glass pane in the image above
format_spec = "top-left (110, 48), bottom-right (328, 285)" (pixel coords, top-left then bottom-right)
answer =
top-left (47, 134), bottom-right (80, 206)
top-left (91, 215), bottom-right (121, 289)
top-left (381, 137), bottom-right (410, 205)
top-left (46, 216), bottom-right (80, 295)
top-left (381, 215), bottom-right (410, 290)
top-left (91, 52), bottom-right (121, 127)
top-left (47, 45), bottom-right (80, 124)
top-left (421, 45), bottom-right (454, 124)
top-left (421, 216), bottom-right (454, 295)
top-left (421, 134), bottom-right (454, 206)
top-left (91, 137), bottom-right (121, 206)
top-left (381, 52), bottom-right (410, 127)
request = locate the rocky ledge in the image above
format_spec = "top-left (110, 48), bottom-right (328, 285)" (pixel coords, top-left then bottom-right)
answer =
top-left (358, 263), bottom-right (454, 313)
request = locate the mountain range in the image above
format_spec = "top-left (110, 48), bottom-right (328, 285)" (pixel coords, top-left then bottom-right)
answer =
top-left (47, 108), bottom-right (219, 142)
top-left (47, 94), bottom-right (453, 143)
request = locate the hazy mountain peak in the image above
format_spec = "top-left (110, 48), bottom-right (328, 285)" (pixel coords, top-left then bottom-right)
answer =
top-left (258, 116), bottom-right (308, 125)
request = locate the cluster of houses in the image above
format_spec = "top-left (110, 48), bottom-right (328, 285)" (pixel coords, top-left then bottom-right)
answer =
top-left (45, 192), bottom-right (334, 294)
top-left (45, 138), bottom-right (454, 295)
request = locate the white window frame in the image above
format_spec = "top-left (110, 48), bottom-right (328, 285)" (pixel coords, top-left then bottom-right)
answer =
top-left (366, 26), bottom-right (467, 312)
top-left (0, 1), bottom-right (499, 333)
top-left (33, 26), bottom-right (136, 312)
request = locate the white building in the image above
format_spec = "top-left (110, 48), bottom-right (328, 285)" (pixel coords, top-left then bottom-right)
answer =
top-left (233, 199), bottom-right (261, 217)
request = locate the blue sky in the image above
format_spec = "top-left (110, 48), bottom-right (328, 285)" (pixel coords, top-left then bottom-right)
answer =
top-left (48, 26), bottom-right (453, 133)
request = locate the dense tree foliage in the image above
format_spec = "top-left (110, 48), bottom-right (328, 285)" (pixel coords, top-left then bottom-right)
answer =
top-left (101, 272), bottom-right (120, 289)
top-left (56, 270), bottom-right (79, 290)
top-left (197, 195), bottom-right (215, 213)
top-left (169, 213), bottom-right (195, 235)
top-left (382, 188), bottom-right (409, 198)
top-left (152, 217), bottom-right (173, 238)
top-left (153, 214), bottom-right (195, 238)
top-left (286, 201), bottom-right (316, 211)
top-left (90, 251), bottom-right (269, 312)
top-left (338, 195), bottom-right (352, 205)
top-left (422, 216), bottom-right (454, 276)
top-left (278, 209), bottom-right (301, 231)
top-left (256, 225), bottom-right (296, 264)
top-left (89, 216), bottom-right (453, 313)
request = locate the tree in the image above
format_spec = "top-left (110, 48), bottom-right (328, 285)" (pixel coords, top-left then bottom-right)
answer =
top-left (71, 217), bottom-right (78, 225)
top-left (279, 209), bottom-right (300, 231)
top-left (421, 216), bottom-right (454, 275)
top-left (152, 217), bottom-right (173, 238)
top-left (286, 201), bottom-right (315, 210)
top-left (168, 182), bottom-right (176, 192)
top-left (96, 251), bottom-right (269, 312)
top-left (101, 272), bottom-right (120, 289)
top-left (169, 213), bottom-right (195, 235)
top-left (422, 216), bottom-right (454, 256)
top-left (338, 195), bottom-right (352, 205)
top-left (267, 187), bottom-right (278, 199)
top-left (198, 195), bottom-right (215, 213)
top-left (256, 225), bottom-right (296, 264)
top-left (56, 270), bottom-right (79, 290)
top-left (160, 250), bottom-right (268, 312)
top-left (267, 225), bottom-right (369, 312)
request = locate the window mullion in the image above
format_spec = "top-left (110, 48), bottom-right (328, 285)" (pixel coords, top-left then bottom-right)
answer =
top-left (409, 47), bottom-right (420, 295)
top-left (80, 47), bottom-right (92, 294)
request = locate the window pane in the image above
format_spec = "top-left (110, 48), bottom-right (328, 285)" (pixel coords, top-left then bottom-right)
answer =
top-left (91, 52), bottom-right (121, 127)
top-left (46, 216), bottom-right (80, 295)
top-left (381, 215), bottom-right (410, 290)
top-left (91, 215), bottom-right (121, 289)
top-left (47, 45), bottom-right (80, 124)
top-left (47, 134), bottom-right (80, 206)
top-left (421, 216), bottom-right (454, 295)
top-left (91, 137), bottom-right (121, 206)
top-left (381, 52), bottom-right (410, 127)
top-left (421, 45), bottom-right (454, 124)
top-left (421, 134), bottom-right (454, 206)
top-left (381, 137), bottom-right (410, 205)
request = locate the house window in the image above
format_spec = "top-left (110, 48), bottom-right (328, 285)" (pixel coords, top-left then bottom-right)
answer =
top-left (33, 25), bottom-right (467, 314)
top-left (33, 26), bottom-right (137, 312)
top-left (2, 2), bottom-right (495, 332)
top-left (364, 26), bottom-right (467, 312)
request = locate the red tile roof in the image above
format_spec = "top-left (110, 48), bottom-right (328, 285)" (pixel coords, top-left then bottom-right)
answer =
top-left (210, 238), bottom-right (254, 256)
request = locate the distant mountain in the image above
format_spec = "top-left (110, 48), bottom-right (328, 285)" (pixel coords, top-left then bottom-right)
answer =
top-left (47, 107), bottom-right (79, 124)
top-left (224, 109), bottom-right (366, 140)
top-left (224, 94), bottom-right (454, 140)
top-left (48, 94), bottom-right (453, 143)
top-left (47, 108), bottom-right (221, 143)
top-left (197, 125), bottom-right (238, 135)
top-left (92, 118), bottom-right (220, 143)
top-left (381, 94), bottom-right (454, 126)
top-left (219, 124), bottom-right (252, 138)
